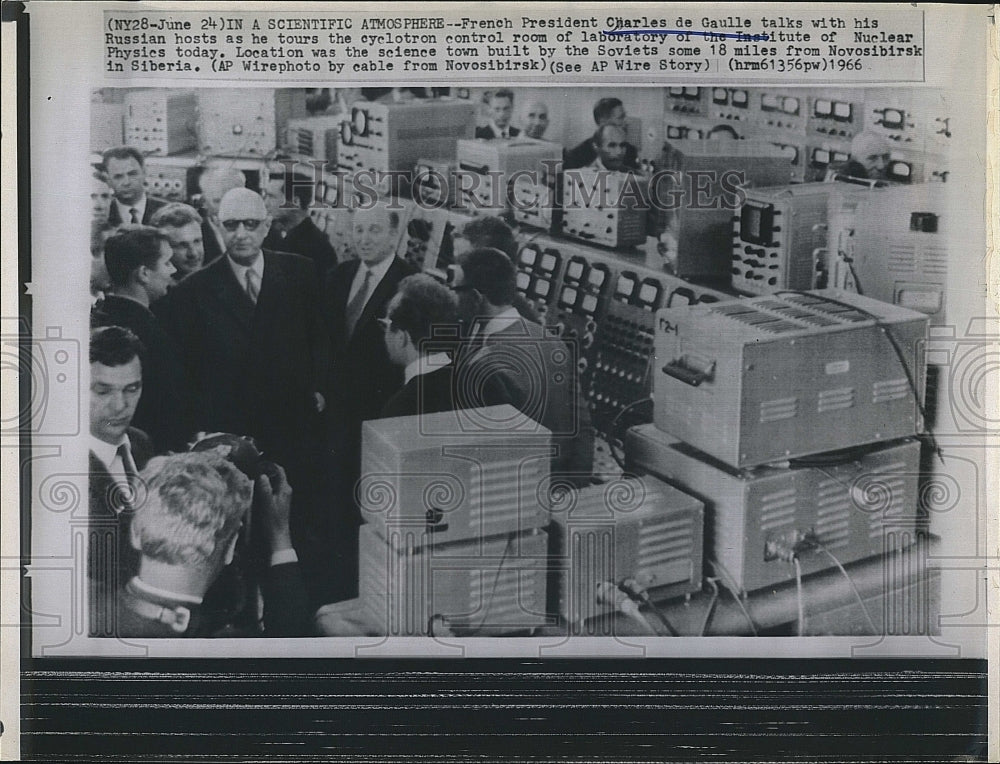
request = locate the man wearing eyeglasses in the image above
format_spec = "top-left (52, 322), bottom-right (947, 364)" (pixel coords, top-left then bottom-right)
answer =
top-left (154, 188), bottom-right (329, 513)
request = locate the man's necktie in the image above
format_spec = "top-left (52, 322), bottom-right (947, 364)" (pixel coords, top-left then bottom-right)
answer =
top-left (117, 443), bottom-right (138, 511)
top-left (129, 207), bottom-right (139, 224)
top-left (245, 268), bottom-right (260, 304)
top-left (345, 268), bottom-right (372, 337)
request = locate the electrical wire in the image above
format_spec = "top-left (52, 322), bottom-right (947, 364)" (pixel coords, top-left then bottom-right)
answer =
top-left (621, 580), bottom-right (679, 636)
top-left (816, 542), bottom-right (879, 634)
top-left (836, 249), bottom-right (866, 296)
top-left (707, 558), bottom-right (759, 636)
top-left (793, 557), bottom-right (806, 637)
top-left (604, 397), bottom-right (654, 471)
top-left (699, 578), bottom-right (720, 637)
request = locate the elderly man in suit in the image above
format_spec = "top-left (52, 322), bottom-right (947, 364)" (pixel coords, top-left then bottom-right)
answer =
top-left (154, 188), bottom-right (328, 500)
top-left (453, 247), bottom-right (594, 486)
top-left (563, 97), bottom-right (639, 171)
top-left (101, 146), bottom-right (168, 226)
top-left (88, 325), bottom-right (155, 636)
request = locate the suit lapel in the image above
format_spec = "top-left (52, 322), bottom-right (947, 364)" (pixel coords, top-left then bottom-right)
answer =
top-left (206, 256), bottom-right (255, 331)
top-left (352, 258), bottom-right (402, 339)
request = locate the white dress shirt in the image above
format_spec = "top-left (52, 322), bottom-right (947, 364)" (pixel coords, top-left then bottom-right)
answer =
top-left (476, 306), bottom-right (523, 340)
top-left (403, 352), bottom-right (453, 385)
top-left (90, 433), bottom-right (133, 511)
top-left (227, 252), bottom-right (265, 298)
top-left (113, 195), bottom-right (148, 225)
top-left (347, 255), bottom-right (395, 311)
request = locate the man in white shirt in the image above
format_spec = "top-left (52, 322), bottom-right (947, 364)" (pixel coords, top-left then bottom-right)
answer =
top-left (101, 146), bottom-right (168, 226)
top-left (87, 325), bottom-right (155, 636)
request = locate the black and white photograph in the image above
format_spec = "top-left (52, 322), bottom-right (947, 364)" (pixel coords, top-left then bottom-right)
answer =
top-left (3, 2), bottom-right (995, 761)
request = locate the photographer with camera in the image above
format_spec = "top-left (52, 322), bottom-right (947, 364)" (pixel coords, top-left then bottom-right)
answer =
top-left (116, 448), bottom-right (311, 638)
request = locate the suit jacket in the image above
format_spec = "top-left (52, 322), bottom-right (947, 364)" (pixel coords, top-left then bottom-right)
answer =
top-left (264, 216), bottom-right (339, 275)
top-left (201, 218), bottom-right (225, 265)
top-left (153, 250), bottom-right (329, 474)
top-left (115, 562), bottom-right (310, 638)
top-left (107, 195), bottom-right (169, 227)
top-left (88, 427), bottom-right (154, 637)
top-left (563, 137), bottom-right (639, 171)
top-left (324, 257), bottom-right (416, 438)
top-left (92, 295), bottom-right (194, 452)
top-left (475, 125), bottom-right (521, 140)
top-left (459, 318), bottom-right (594, 483)
top-left (379, 363), bottom-right (510, 420)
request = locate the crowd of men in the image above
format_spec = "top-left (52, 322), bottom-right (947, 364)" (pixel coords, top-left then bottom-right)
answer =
top-left (86, 93), bottom-right (633, 635)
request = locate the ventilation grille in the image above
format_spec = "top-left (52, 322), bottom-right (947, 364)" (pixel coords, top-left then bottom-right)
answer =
top-left (292, 128), bottom-right (315, 156)
top-left (887, 244), bottom-right (917, 274)
top-left (760, 397), bottom-right (798, 422)
top-left (818, 387), bottom-right (856, 412)
top-left (637, 513), bottom-right (697, 579)
top-left (922, 246), bottom-right (948, 276)
top-left (873, 378), bottom-right (911, 404)
top-left (816, 478), bottom-right (852, 550)
top-left (759, 487), bottom-right (797, 531)
top-left (471, 457), bottom-right (535, 532)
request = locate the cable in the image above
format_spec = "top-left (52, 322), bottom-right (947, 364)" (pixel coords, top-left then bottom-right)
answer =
top-left (604, 397), bottom-right (654, 471)
top-left (620, 579), bottom-right (679, 636)
top-left (595, 581), bottom-right (658, 635)
top-left (816, 542), bottom-right (879, 634)
top-left (707, 558), bottom-right (759, 636)
top-left (469, 532), bottom-right (513, 635)
top-left (699, 578), bottom-right (720, 637)
top-left (836, 249), bottom-right (866, 296)
top-left (793, 557), bottom-right (806, 637)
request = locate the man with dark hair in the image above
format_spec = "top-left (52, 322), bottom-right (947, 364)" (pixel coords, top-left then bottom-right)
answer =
top-left (87, 325), bottom-right (155, 636)
top-left (453, 216), bottom-right (541, 324)
top-left (380, 274), bottom-right (509, 419)
top-left (93, 226), bottom-right (192, 452)
top-left (475, 89), bottom-right (520, 140)
top-left (563, 97), bottom-right (639, 171)
top-left (453, 248), bottom-right (594, 484)
top-left (117, 453), bottom-right (310, 638)
top-left (101, 146), bottom-right (168, 226)
top-left (149, 202), bottom-right (206, 279)
top-left (590, 124), bottom-right (631, 172)
top-left (261, 165), bottom-right (339, 273)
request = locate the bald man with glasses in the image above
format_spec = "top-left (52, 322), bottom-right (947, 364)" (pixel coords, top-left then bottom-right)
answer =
top-left (155, 188), bottom-right (329, 503)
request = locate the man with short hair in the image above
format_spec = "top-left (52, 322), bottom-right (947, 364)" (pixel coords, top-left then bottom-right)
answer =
top-left (101, 146), bottom-right (168, 226)
top-left (92, 226), bottom-right (192, 452)
top-left (155, 188), bottom-right (329, 496)
top-left (453, 247), bottom-right (594, 484)
top-left (521, 99), bottom-right (551, 140)
top-left (149, 202), bottom-right (206, 279)
top-left (475, 89), bottom-right (520, 140)
top-left (261, 166), bottom-right (339, 274)
top-left (87, 325), bottom-right (155, 636)
top-left (117, 453), bottom-right (310, 637)
top-left (590, 124), bottom-right (631, 173)
top-left (564, 97), bottom-right (639, 171)
top-left (197, 166), bottom-right (246, 264)
top-left (379, 274), bottom-right (508, 419)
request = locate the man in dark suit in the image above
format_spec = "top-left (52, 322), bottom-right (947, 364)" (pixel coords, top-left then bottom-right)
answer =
top-left (87, 326), bottom-right (155, 636)
top-left (262, 165), bottom-right (339, 274)
top-left (379, 274), bottom-right (510, 419)
top-left (453, 247), bottom-right (594, 485)
top-left (153, 187), bottom-right (328, 496)
top-left (563, 97), bottom-right (639, 171)
top-left (92, 225), bottom-right (194, 452)
top-left (475, 89), bottom-right (521, 140)
top-left (196, 167), bottom-right (246, 265)
top-left (149, 202), bottom-right (207, 280)
top-left (117, 453), bottom-right (310, 638)
top-left (101, 146), bottom-right (168, 226)
top-left (320, 202), bottom-right (415, 602)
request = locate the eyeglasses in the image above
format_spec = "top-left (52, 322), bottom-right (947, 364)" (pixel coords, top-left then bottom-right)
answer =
top-left (376, 317), bottom-right (395, 332)
top-left (220, 219), bottom-right (265, 232)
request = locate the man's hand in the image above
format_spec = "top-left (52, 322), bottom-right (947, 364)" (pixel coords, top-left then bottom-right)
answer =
top-left (256, 463), bottom-right (294, 553)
